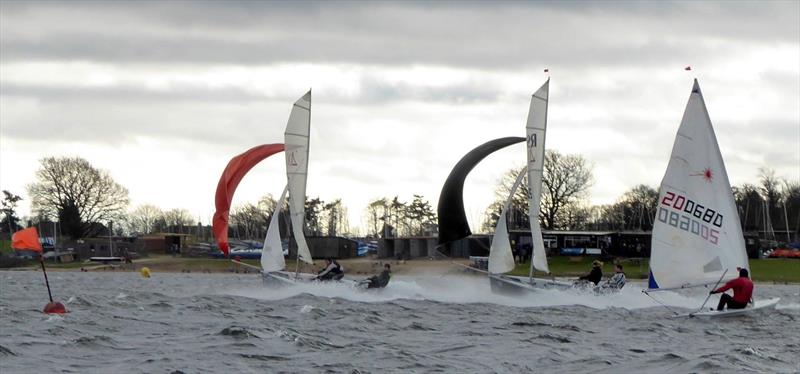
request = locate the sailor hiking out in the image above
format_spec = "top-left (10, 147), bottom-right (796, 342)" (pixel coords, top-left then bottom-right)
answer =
top-left (362, 264), bottom-right (392, 289)
top-left (316, 258), bottom-right (344, 281)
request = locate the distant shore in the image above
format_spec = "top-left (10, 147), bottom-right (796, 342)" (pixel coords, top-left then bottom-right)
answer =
top-left (4, 255), bottom-right (473, 277)
top-left (4, 255), bottom-right (798, 283)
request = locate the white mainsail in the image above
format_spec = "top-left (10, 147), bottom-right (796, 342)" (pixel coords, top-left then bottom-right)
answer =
top-left (488, 168), bottom-right (526, 274)
top-left (527, 79), bottom-right (550, 274)
top-left (285, 91), bottom-right (314, 265)
top-left (648, 79), bottom-right (748, 290)
top-left (261, 185), bottom-right (288, 272)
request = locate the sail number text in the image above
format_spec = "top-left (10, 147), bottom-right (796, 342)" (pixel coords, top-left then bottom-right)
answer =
top-left (658, 191), bottom-right (723, 245)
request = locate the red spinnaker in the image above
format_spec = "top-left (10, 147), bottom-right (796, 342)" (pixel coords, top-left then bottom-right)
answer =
top-left (212, 144), bottom-right (284, 256)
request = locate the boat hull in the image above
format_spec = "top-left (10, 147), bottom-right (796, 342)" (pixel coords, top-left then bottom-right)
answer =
top-left (261, 271), bottom-right (361, 288)
top-left (678, 297), bottom-right (781, 318)
top-left (261, 271), bottom-right (314, 287)
top-left (488, 274), bottom-right (572, 295)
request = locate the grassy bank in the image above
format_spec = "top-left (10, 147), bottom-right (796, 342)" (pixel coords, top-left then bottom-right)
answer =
top-left (507, 256), bottom-right (800, 283)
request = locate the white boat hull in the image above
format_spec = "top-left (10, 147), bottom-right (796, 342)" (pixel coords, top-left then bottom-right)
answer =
top-left (489, 274), bottom-right (572, 295)
top-left (261, 270), bottom-right (361, 288)
top-left (678, 297), bottom-right (781, 318)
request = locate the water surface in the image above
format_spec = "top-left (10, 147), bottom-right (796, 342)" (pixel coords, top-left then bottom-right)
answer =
top-left (1, 272), bottom-right (798, 373)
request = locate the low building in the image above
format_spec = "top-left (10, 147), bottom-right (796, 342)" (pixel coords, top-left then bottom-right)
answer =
top-left (379, 230), bottom-right (656, 259)
top-left (287, 236), bottom-right (359, 259)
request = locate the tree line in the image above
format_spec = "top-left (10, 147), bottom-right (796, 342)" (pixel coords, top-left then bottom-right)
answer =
top-left (3, 155), bottom-right (796, 243)
top-left (1, 156), bottom-right (438, 241)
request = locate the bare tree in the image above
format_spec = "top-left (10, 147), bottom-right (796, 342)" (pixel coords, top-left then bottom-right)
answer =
top-left (163, 208), bottom-right (193, 233)
top-left (483, 150), bottom-right (594, 231)
top-left (229, 203), bottom-right (263, 240)
top-left (615, 185), bottom-right (658, 230)
top-left (540, 151), bottom-right (594, 230)
top-left (127, 204), bottom-right (163, 235)
top-left (481, 167), bottom-right (529, 232)
top-left (27, 157), bottom-right (129, 239)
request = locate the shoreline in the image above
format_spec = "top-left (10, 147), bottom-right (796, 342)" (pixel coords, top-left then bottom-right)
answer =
top-left (2, 255), bottom-right (798, 284)
top-left (2, 256), bottom-right (475, 277)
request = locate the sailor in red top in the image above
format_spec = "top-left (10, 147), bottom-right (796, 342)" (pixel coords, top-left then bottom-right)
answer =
top-left (710, 268), bottom-right (754, 311)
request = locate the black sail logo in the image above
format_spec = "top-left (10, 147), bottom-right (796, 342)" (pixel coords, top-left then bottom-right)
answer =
top-left (527, 133), bottom-right (538, 164)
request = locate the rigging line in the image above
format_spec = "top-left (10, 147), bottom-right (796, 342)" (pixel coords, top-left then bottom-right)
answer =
top-left (642, 290), bottom-right (680, 316)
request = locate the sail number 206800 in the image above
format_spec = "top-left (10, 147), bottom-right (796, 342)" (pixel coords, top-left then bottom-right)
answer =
top-left (658, 191), bottom-right (723, 245)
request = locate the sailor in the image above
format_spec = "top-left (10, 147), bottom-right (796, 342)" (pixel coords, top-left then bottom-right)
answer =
top-left (578, 260), bottom-right (603, 285)
top-left (710, 267), bottom-right (753, 311)
top-left (364, 264), bottom-right (392, 289)
top-left (316, 258), bottom-right (344, 281)
top-left (600, 264), bottom-right (626, 290)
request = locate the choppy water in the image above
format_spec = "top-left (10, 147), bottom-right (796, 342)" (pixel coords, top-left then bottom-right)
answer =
top-left (1, 271), bottom-right (798, 373)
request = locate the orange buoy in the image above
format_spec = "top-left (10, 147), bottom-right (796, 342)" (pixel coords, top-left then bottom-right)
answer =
top-left (43, 301), bottom-right (67, 314)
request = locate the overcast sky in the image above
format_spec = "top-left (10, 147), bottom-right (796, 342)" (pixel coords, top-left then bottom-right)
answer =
top-left (1, 1), bottom-right (798, 234)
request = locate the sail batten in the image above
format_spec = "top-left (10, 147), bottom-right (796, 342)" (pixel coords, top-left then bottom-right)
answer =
top-left (648, 79), bottom-right (748, 289)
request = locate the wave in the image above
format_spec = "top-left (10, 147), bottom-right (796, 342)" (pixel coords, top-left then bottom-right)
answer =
top-left (776, 302), bottom-right (800, 310)
top-left (226, 275), bottom-right (708, 310)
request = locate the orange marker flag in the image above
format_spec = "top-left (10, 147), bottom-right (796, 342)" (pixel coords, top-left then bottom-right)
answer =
top-left (11, 227), bottom-right (43, 253)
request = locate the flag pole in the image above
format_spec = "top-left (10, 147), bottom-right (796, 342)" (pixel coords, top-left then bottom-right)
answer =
top-left (39, 256), bottom-right (54, 303)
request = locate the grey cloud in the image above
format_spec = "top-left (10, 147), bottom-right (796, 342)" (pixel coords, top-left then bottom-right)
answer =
top-left (1, 1), bottom-right (797, 68)
top-left (0, 73), bottom-right (502, 106)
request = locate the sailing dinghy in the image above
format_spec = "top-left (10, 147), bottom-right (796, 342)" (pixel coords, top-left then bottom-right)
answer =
top-left (253, 92), bottom-right (359, 287)
top-left (252, 92), bottom-right (319, 285)
top-left (643, 79), bottom-right (779, 317)
top-left (487, 79), bottom-right (572, 294)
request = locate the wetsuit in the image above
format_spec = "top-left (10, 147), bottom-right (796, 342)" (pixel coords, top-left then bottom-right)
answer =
top-left (713, 276), bottom-right (753, 311)
top-left (317, 262), bottom-right (344, 281)
top-left (579, 266), bottom-right (603, 285)
top-left (366, 270), bottom-right (391, 289)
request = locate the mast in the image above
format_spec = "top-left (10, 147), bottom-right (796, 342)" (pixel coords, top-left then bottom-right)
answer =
top-left (108, 221), bottom-right (113, 257)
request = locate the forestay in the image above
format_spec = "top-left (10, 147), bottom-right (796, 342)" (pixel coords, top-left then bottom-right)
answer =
top-left (261, 185), bottom-right (288, 272)
top-left (648, 80), bottom-right (748, 290)
top-left (285, 91), bottom-right (314, 265)
top-left (488, 168), bottom-right (527, 274)
top-left (527, 79), bottom-right (550, 274)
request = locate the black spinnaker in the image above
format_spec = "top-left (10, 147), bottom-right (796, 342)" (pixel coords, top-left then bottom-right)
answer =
top-left (437, 137), bottom-right (525, 247)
